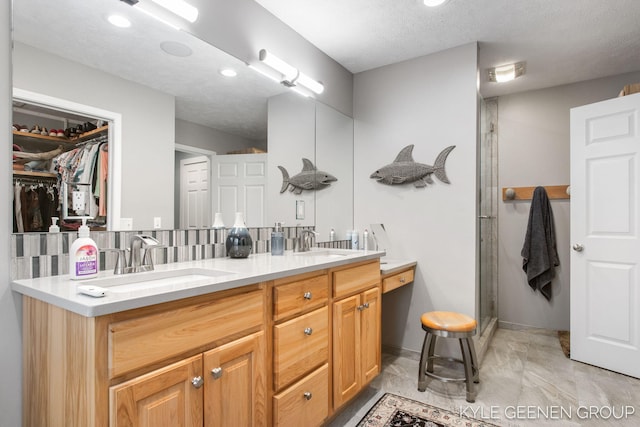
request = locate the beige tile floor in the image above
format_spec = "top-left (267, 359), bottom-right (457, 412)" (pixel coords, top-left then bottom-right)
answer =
top-left (327, 328), bottom-right (640, 426)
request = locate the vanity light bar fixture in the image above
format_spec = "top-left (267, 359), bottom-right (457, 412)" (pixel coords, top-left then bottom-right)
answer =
top-left (149, 0), bottom-right (198, 23)
top-left (488, 62), bottom-right (526, 83)
top-left (258, 49), bottom-right (325, 95)
top-left (119, 0), bottom-right (198, 28)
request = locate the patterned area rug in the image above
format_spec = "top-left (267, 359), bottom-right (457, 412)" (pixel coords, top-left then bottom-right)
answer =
top-left (357, 393), bottom-right (499, 427)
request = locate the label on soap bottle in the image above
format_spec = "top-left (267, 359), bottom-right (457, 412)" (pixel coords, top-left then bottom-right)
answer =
top-left (74, 245), bottom-right (98, 276)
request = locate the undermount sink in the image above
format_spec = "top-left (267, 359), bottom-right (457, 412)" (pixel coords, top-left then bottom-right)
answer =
top-left (80, 268), bottom-right (235, 294)
top-left (292, 249), bottom-right (353, 258)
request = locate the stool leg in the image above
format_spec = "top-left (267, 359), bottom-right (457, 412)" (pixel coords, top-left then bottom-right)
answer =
top-left (466, 337), bottom-right (480, 383)
top-left (418, 332), bottom-right (432, 392)
top-left (459, 338), bottom-right (476, 403)
top-left (426, 333), bottom-right (437, 373)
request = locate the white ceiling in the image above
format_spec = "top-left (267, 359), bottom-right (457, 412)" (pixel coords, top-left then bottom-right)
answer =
top-left (12, 0), bottom-right (640, 141)
top-left (255, 0), bottom-right (640, 97)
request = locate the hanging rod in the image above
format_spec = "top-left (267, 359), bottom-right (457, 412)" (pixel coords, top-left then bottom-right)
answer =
top-left (502, 185), bottom-right (570, 201)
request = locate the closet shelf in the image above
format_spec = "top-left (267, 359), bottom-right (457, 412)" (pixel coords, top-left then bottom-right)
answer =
top-left (12, 125), bottom-right (108, 145)
top-left (13, 170), bottom-right (57, 179)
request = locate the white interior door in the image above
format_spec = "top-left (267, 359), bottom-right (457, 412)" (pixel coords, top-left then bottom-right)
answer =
top-left (570, 93), bottom-right (640, 378)
top-left (180, 155), bottom-right (210, 229)
top-left (212, 154), bottom-right (267, 227)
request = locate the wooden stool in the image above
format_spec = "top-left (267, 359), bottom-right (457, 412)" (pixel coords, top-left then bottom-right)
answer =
top-left (417, 311), bottom-right (479, 402)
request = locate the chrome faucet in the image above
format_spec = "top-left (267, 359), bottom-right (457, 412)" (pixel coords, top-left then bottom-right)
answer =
top-left (294, 230), bottom-right (318, 252)
top-left (128, 234), bottom-right (161, 273)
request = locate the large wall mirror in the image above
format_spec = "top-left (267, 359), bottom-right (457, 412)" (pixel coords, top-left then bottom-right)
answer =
top-left (12, 0), bottom-right (353, 241)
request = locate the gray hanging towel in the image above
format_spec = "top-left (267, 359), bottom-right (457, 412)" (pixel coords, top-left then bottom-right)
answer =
top-left (521, 186), bottom-right (559, 301)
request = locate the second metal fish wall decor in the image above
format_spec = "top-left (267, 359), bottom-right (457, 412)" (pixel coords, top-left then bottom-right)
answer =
top-left (279, 158), bottom-right (338, 194)
top-left (370, 145), bottom-right (455, 187)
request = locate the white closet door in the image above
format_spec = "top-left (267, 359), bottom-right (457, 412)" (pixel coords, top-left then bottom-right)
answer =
top-left (212, 154), bottom-right (267, 228)
top-left (180, 156), bottom-right (210, 229)
top-left (570, 93), bottom-right (640, 378)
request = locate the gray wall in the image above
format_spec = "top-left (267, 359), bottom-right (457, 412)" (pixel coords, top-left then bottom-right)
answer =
top-left (353, 43), bottom-right (479, 352)
top-left (497, 70), bottom-right (640, 330)
top-left (13, 42), bottom-right (176, 230)
top-left (176, 118), bottom-right (266, 154)
top-left (1, 1), bottom-right (20, 425)
top-left (267, 93), bottom-right (316, 227)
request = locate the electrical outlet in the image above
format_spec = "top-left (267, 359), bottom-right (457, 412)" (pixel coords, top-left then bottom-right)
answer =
top-left (153, 217), bottom-right (162, 229)
top-left (72, 191), bottom-right (85, 212)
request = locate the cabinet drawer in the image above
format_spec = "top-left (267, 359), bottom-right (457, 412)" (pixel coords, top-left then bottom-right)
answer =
top-left (274, 306), bottom-right (328, 390)
top-left (109, 289), bottom-right (263, 378)
top-left (273, 274), bottom-right (328, 321)
top-left (273, 364), bottom-right (328, 427)
top-left (333, 261), bottom-right (380, 299)
top-left (382, 268), bottom-right (415, 293)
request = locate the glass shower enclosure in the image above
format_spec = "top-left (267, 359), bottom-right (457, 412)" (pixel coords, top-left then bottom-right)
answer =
top-left (478, 98), bottom-right (498, 334)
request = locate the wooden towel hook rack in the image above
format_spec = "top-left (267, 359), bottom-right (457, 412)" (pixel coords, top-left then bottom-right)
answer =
top-left (502, 185), bottom-right (571, 201)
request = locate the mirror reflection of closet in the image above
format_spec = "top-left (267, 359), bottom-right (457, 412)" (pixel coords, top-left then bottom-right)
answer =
top-left (12, 90), bottom-right (121, 232)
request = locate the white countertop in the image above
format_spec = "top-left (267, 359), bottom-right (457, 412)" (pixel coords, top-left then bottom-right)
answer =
top-left (379, 258), bottom-right (417, 275)
top-left (11, 249), bottom-right (385, 317)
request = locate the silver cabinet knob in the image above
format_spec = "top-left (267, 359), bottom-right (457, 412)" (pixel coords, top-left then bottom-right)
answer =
top-left (363, 302), bottom-right (370, 309)
top-left (399, 277), bottom-right (406, 283)
top-left (211, 367), bottom-right (223, 379)
top-left (303, 391), bottom-right (312, 400)
top-left (303, 291), bottom-right (312, 300)
top-left (191, 376), bottom-right (204, 389)
top-left (357, 304), bottom-right (364, 311)
top-left (572, 243), bottom-right (584, 252)
top-left (304, 327), bottom-right (313, 336)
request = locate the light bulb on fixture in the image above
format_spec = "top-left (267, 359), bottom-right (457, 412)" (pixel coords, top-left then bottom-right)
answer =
top-left (257, 49), bottom-right (325, 95)
top-left (488, 62), bottom-right (526, 83)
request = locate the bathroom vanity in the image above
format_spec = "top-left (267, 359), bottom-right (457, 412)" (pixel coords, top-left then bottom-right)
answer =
top-left (13, 249), bottom-right (395, 427)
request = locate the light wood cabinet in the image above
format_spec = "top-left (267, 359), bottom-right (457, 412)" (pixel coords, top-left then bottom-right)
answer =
top-left (271, 271), bottom-right (330, 426)
top-left (21, 259), bottom-right (384, 427)
top-left (273, 364), bottom-right (329, 427)
top-left (331, 261), bottom-right (381, 410)
top-left (110, 331), bottom-right (266, 427)
top-left (22, 284), bottom-right (265, 427)
top-left (110, 354), bottom-right (204, 427)
top-left (203, 332), bottom-right (266, 427)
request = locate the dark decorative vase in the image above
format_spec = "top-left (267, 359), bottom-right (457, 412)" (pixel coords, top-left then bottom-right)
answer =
top-left (225, 212), bottom-right (253, 258)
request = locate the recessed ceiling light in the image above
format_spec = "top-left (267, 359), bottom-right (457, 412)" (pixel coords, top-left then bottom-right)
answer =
top-left (220, 68), bottom-right (238, 77)
top-left (160, 41), bottom-right (193, 57)
top-left (107, 15), bottom-right (132, 28)
top-left (423, 0), bottom-right (449, 7)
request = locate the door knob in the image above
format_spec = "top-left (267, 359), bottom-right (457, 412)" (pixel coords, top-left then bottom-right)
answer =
top-left (572, 243), bottom-right (584, 252)
top-left (191, 376), bottom-right (204, 389)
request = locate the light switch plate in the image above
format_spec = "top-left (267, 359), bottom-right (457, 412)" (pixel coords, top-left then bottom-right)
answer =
top-left (153, 217), bottom-right (162, 229)
top-left (120, 218), bottom-right (133, 230)
top-left (296, 200), bottom-right (305, 220)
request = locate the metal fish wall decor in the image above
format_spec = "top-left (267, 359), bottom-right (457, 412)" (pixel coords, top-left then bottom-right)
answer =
top-left (279, 158), bottom-right (338, 194)
top-left (370, 145), bottom-right (455, 187)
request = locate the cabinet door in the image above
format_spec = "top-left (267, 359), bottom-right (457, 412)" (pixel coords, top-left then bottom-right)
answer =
top-left (203, 332), bottom-right (266, 427)
top-left (332, 294), bottom-right (361, 408)
top-left (361, 287), bottom-right (381, 384)
top-left (110, 354), bottom-right (203, 427)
